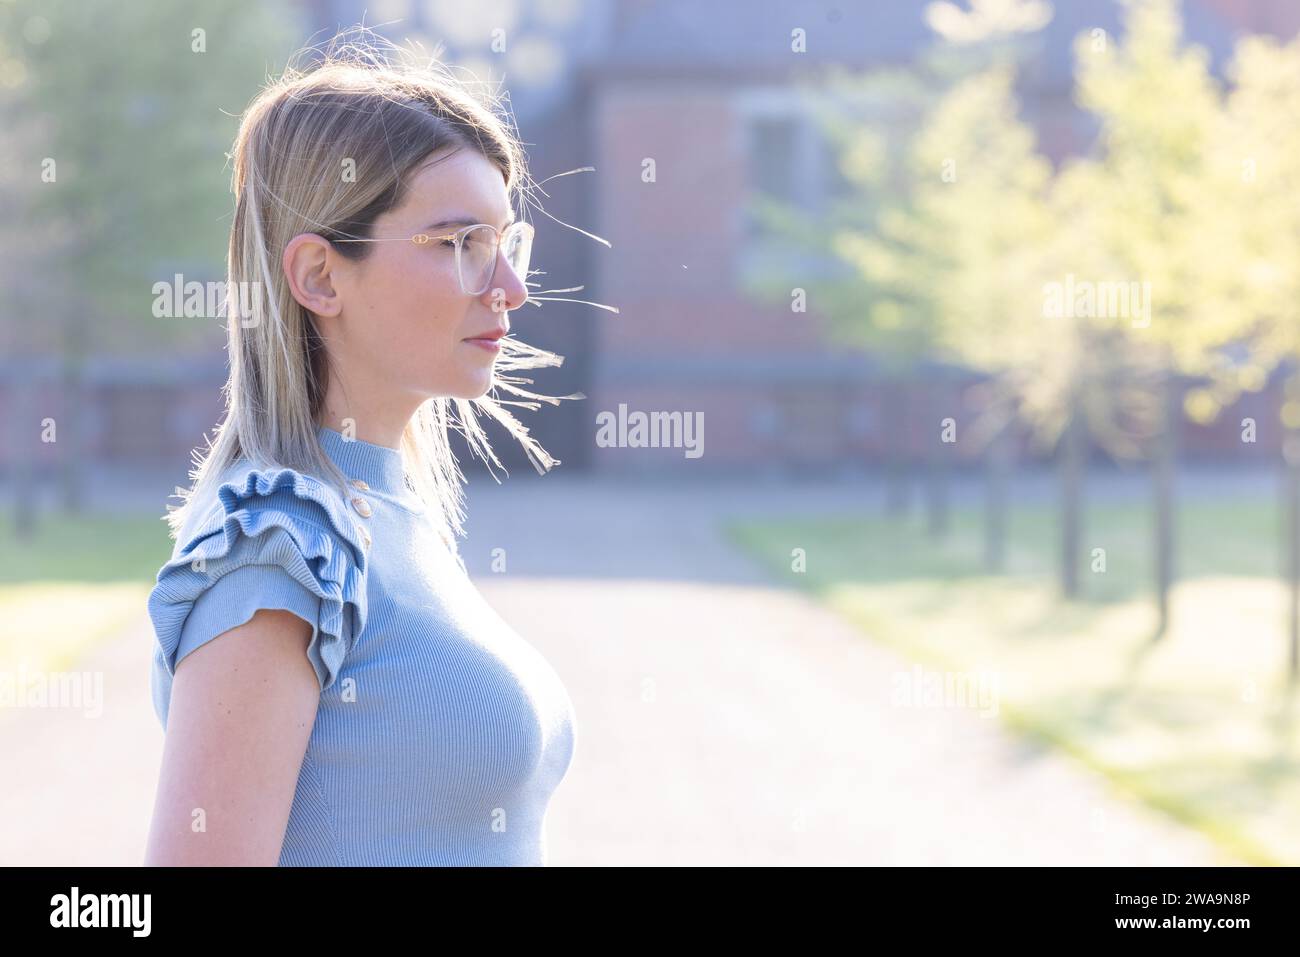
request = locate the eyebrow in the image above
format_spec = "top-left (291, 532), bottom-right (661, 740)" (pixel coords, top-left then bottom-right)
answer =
top-left (424, 212), bottom-right (517, 232)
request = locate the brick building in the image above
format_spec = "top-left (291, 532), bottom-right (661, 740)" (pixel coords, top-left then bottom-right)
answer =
top-left (6, 0), bottom-right (1298, 477)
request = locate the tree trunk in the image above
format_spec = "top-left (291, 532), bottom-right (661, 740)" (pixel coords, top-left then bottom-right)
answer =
top-left (1060, 399), bottom-right (1085, 599)
top-left (1153, 370), bottom-right (1178, 638)
top-left (58, 311), bottom-right (86, 514)
top-left (1284, 417), bottom-right (1300, 684)
top-left (12, 363), bottom-right (38, 540)
top-left (883, 377), bottom-right (911, 517)
top-left (1287, 461), bottom-right (1299, 682)
top-left (925, 377), bottom-right (950, 538)
top-left (985, 417), bottom-right (1013, 571)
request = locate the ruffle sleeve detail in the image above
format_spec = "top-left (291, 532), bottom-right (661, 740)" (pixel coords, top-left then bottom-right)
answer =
top-left (148, 467), bottom-right (370, 693)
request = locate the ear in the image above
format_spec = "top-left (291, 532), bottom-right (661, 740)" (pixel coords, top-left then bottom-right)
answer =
top-left (282, 233), bottom-right (343, 318)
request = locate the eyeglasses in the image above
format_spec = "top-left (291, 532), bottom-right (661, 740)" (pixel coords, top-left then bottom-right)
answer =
top-left (328, 221), bottom-right (534, 297)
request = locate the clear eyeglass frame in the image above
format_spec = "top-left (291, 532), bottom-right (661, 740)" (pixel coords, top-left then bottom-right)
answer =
top-left (328, 220), bottom-right (535, 296)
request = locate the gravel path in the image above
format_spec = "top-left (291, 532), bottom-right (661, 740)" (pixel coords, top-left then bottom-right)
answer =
top-left (0, 472), bottom-right (1246, 865)
top-left (463, 476), bottom-right (1242, 866)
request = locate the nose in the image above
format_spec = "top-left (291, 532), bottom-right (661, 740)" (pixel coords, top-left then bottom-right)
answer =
top-left (480, 247), bottom-right (529, 313)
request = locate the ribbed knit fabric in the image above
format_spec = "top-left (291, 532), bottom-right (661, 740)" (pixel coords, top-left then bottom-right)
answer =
top-left (147, 425), bottom-right (577, 866)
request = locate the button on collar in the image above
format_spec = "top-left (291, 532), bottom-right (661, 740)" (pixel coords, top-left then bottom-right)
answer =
top-left (316, 426), bottom-right (407, 497)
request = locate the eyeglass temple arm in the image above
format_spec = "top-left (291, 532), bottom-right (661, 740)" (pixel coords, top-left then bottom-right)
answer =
top-left (330, 223), bottom-right (530, 245)
top-left (329, 231), bottom-right (459, 244)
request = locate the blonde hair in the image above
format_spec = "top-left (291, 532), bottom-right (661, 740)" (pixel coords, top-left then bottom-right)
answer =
top-left (164, 29), bottom-right (579, 548)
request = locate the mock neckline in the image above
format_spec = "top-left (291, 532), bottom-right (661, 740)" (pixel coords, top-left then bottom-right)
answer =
top-left (316, 425), bottom-right (409, 497)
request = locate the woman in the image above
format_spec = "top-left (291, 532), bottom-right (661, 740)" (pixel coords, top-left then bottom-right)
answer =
top-left (143, 36), bottom-right (580, 866)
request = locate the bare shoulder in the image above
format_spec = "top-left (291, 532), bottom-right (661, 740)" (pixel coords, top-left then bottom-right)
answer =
top-left (144, 608), bottom-right (320, 866)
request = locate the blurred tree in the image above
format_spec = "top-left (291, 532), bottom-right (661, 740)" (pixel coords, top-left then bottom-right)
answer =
top-left (740, 67), bottom-right (943, 524)
top-left (741, 7), bottom-right (1056, 548)
top-left (792, 42), bottom-right (1169, 595)
top-left (889, 63), bottom-right (1056, 569)
top-left (0, 0), bottom-right (298, 516)
top-left (831, 60), bottom-right (1147, 594)
top-left (1071, 0), bottom-right (1240, 633)
top-left (1190, 29), bottom-right (1300, 676)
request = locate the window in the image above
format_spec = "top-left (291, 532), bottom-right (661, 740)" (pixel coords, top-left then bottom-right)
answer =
top-left (748, 115), bottom-right (803, 206)
top-left (735, 88), bottom-right (854, 288)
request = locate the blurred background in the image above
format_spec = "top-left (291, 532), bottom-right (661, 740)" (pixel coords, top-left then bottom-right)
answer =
top-left (3, 0), bottom-right (1300, 866)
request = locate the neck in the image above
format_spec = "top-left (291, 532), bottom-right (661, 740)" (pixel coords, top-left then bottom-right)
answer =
top-left (315, 422), bottom-right (412, 498)
top-left (315, 382), bottom-right (422, 451)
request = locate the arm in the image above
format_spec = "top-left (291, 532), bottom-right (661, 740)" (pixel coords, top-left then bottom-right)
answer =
top-left (144, 608), bottom-right (321, 866)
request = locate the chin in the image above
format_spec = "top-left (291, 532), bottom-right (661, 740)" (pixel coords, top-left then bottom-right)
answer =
top-left (443, 372), bottom-right (495, 401)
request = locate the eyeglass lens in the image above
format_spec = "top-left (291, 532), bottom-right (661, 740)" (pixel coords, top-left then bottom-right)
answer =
top-left (460, 224), bottom-right (532, 294)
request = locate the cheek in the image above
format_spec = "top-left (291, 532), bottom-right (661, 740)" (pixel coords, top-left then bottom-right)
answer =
top-left (368, 251), bottom-right (464, 345)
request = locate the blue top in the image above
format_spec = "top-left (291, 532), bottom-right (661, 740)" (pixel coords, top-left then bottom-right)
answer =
top-left (147, 425), bottom-right (577, 865)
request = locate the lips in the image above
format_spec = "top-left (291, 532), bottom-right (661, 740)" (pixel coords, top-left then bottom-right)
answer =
top-left (464, 328), bottom-right (508, 342)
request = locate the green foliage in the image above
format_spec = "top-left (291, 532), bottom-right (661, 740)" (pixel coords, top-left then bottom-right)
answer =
top-left (0, 0), bottom-right (301, 353)
top-left (728, 496), bottom-right (1294, 865)
top-left (752, 0), bottom-right (1300, 451)
top-left (1185, 29), bottom-right (1300, 423)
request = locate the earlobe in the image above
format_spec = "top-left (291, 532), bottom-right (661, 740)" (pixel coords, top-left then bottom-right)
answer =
top-left (283, 233), bottom-right (343, 318)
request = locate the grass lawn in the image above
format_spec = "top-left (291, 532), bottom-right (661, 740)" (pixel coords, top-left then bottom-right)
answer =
top-left (0, 513), bottom-right (174, 677)
top-left (725, 492), bottom-right (1300, 866)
